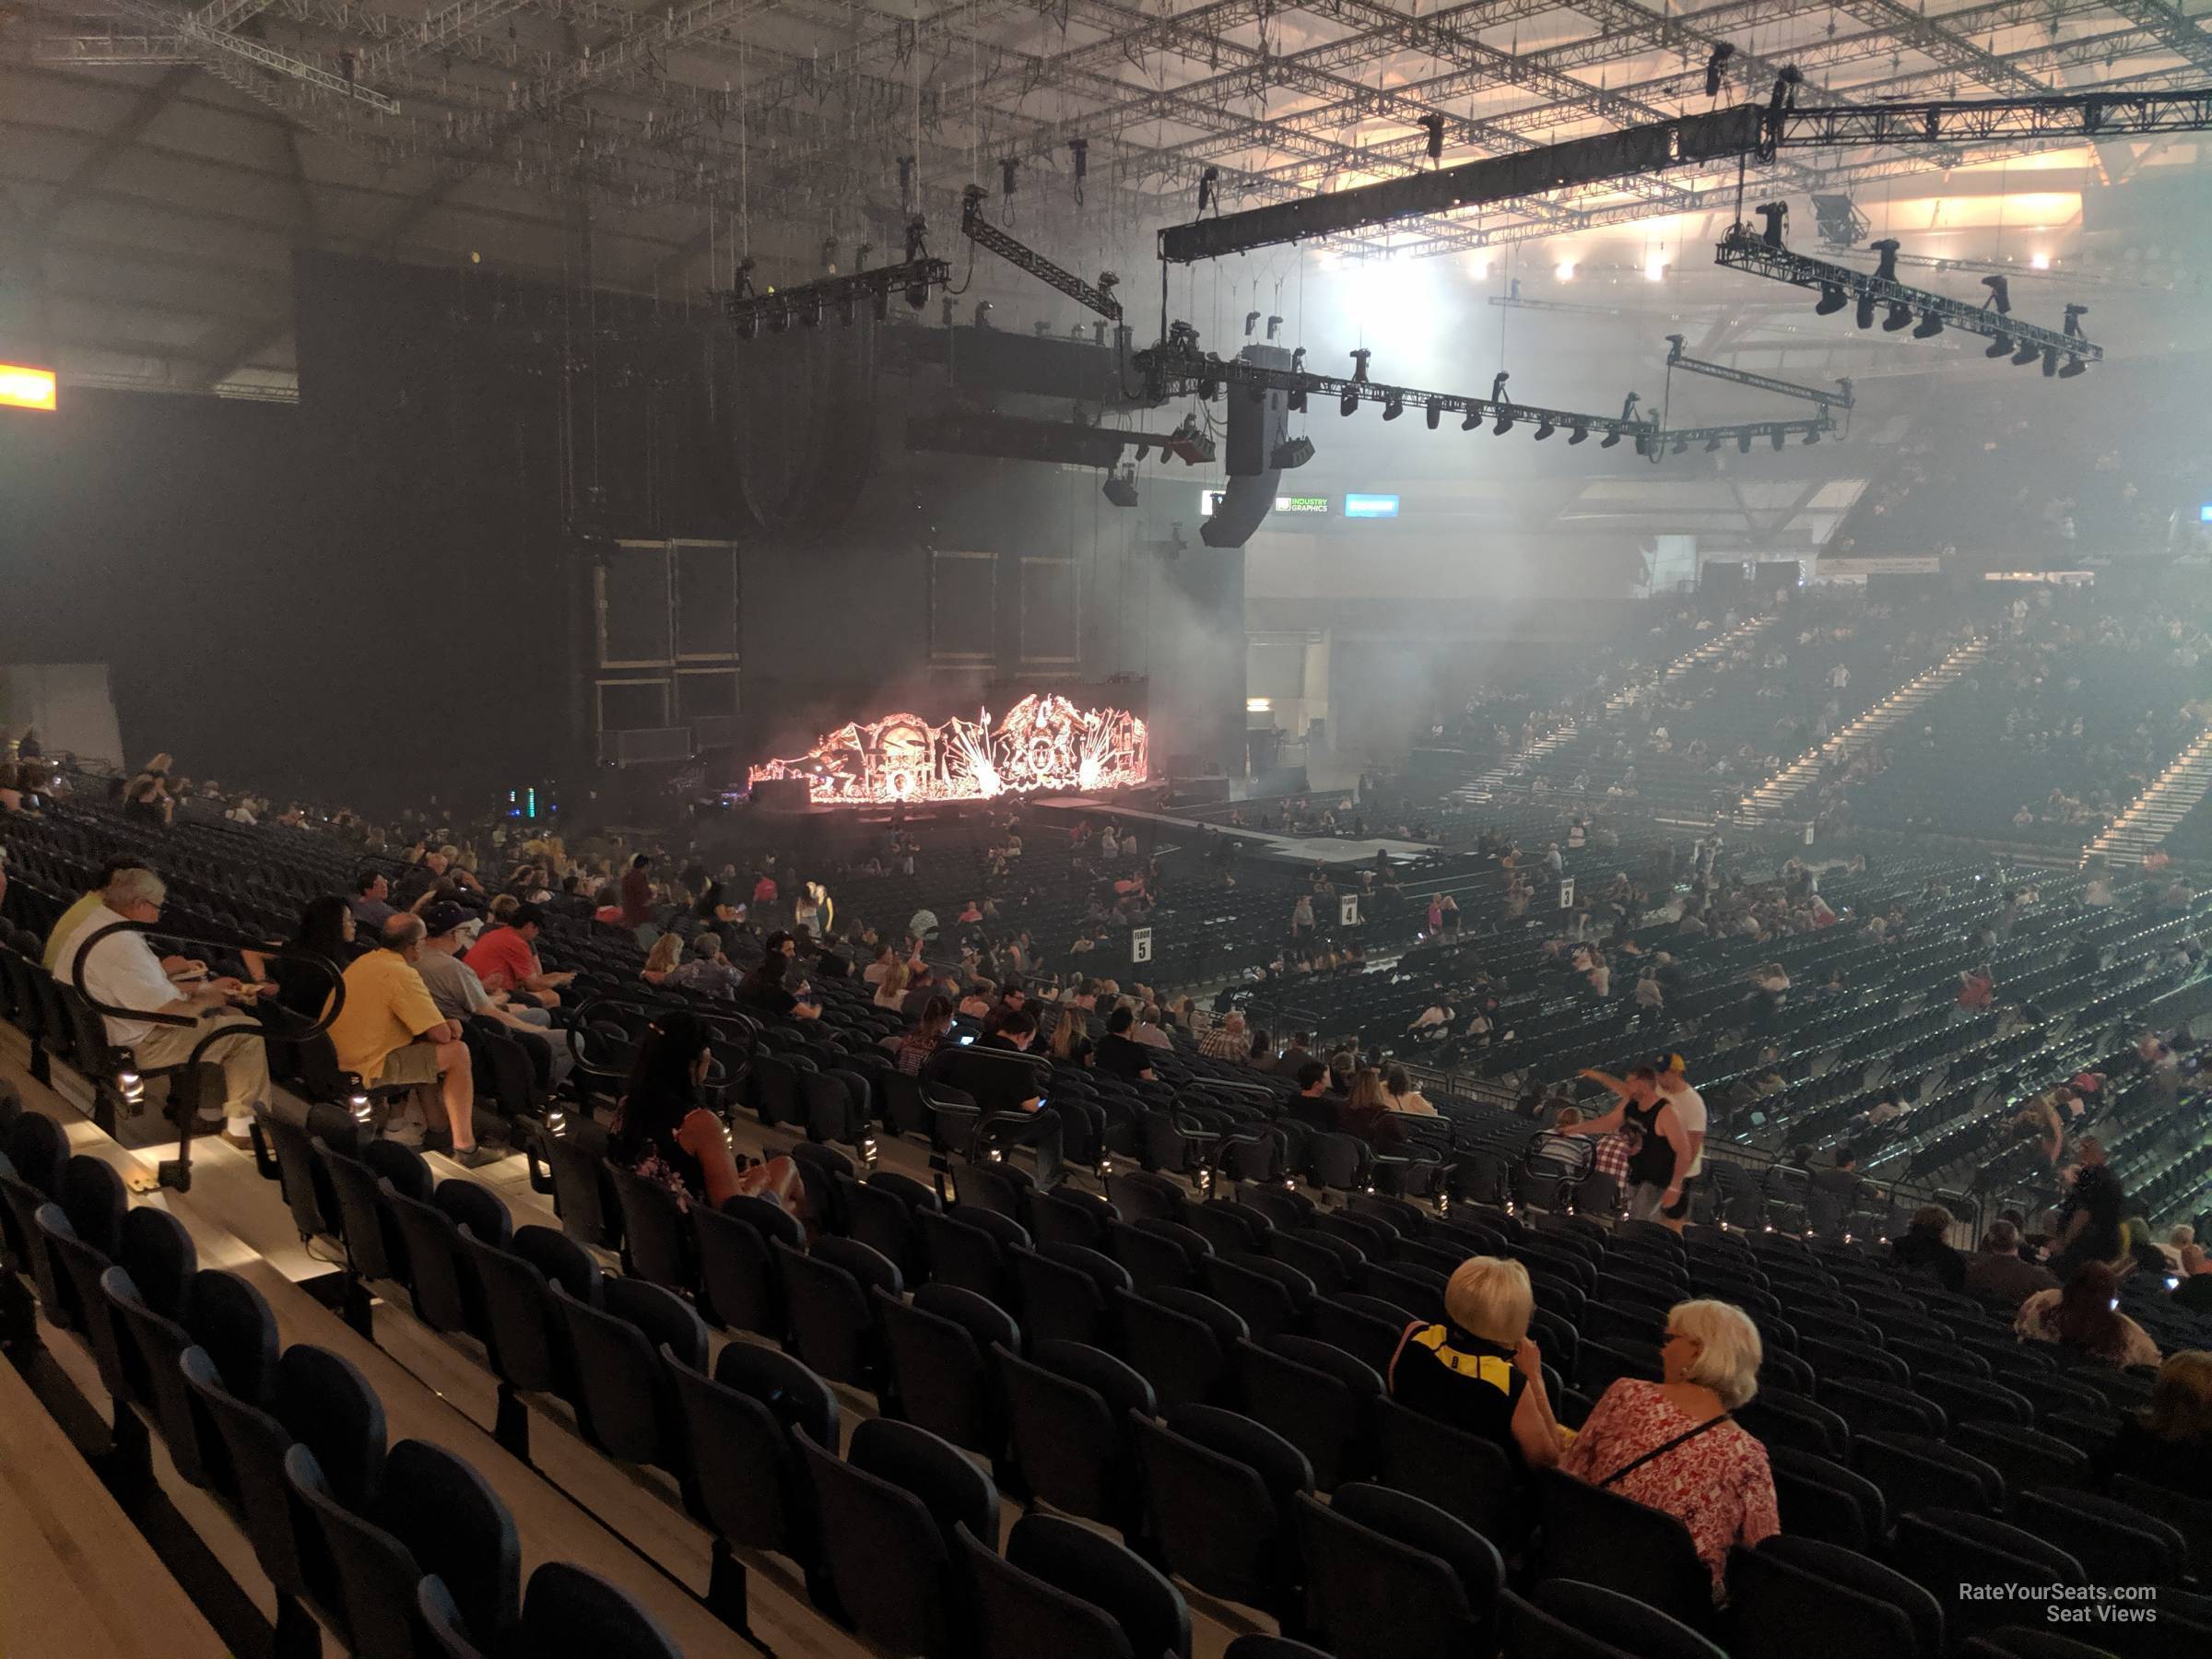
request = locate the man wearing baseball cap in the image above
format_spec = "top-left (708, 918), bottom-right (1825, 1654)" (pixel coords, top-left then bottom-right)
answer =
top-left (1650, 1053), bottom-right (1708, 1233)
top-left (417, 903), bottom-right (571, 1091)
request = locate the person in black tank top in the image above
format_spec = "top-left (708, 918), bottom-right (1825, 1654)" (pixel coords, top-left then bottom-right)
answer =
top-left (1560, 1063), bottom-right (1691, 1224)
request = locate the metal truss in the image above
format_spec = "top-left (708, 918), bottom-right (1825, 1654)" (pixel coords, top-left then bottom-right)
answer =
top-left (723, 252), bottom-right (952, 335)
top-left (1778, 88), bottom-right (2212, 145)
top-left (1713, 222), bottom-right (2102, 371)
top-left (1665, 334), bottom-right (1854, 411)
top-left (1133, 336), bottom-right (1834, 458)
top-left (960, 187), bottom-right (1123, 321)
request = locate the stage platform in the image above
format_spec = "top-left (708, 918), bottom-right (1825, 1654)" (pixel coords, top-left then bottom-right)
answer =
top-left (1035, 795), bottom-right (1439, 871)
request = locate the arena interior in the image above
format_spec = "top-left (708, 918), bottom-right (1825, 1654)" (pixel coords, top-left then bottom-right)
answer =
top-left (7, 3), bottom-right (2212, 1655)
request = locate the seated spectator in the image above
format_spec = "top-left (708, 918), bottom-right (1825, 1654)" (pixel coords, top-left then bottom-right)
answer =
top-left (2017, 1262), bottom-right (2161, 1368)
top-left (1096, 1006), bottom-right (1157, 1081)
top-left (2104, 1350), bottom-right (2212, 1496)
top-left (248, 895), bottom-right (356, 1022)
top-left (1337, 1066), bottom-right (1406, 1147)
top-left (895, 997), bottom-right (954, 1076)
top-left (665, 931), bottom-right (741, 998)
top-left (1201, 1009), bottom-right (1250, 1062)
top-left (1133, 1006), bottom-right (1174, 1051)
top-left (53, 866), bottom-right (273, 1148)
top-left (394, 845), bottom-right (480, 911)
top-left (2171, 1246), bottom-right (2212, 1312)
top-left (874, 960), bottom-right (912, 1012)
top-left (1890, 1205), bottom-right (1968, 1294)
top-left (982, 983), bottom-right (1030, 1036)
top-left (413, 903), bottom-right (571, 1091)
top-left (607, 1012), bottom-right (802, 1218)
top-left (462, 904), bottom-right (574, 1008)
top-left (324, 914), bottom-right (494, 1165)
top-left (735, 941), bottom-right (819, 1020)
top-left (640, 933), bottom-right (685, 985)
top-left (1956, 964), bottom-right (1994, 1012)
top-left (1046, 1006), bottom-right (1093, 1067)
top-left (350, 870), bottom-right (397, 931)
top-left (1963, 1218), bottom-right (2059, 1308)
top-left (1559, 1300), bottom-right (1779, 1602)
top-left (42, 855), bottom-right (154, 971)
top-left (1387, 1256), bottom-right (1566, 1471)
top-left (1382, 1064), bottom-right (1435, 1116)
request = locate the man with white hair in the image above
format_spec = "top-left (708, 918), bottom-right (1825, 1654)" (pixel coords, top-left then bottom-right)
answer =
top-left (1201, 1008), bottom-right (1250, 1062)
top-left (52, 866), bottom-right (271, 1147)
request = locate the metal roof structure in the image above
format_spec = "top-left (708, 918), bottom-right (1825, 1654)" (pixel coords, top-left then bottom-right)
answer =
top-left (3, 0), bottom-right (2207, 395)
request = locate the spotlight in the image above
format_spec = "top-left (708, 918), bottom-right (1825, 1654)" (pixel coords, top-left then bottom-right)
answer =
top-left (2041, 347), bottom-right (2058, 377)
top-left (1534, 420), bottom-right (1555, 441)
top-left (1601, 429), bottom-right (1622, 448)
top-left (1815, 285), bottom-right (1847, 314)
top-left (2058, 354), bottom-right (2087, 379)
top-left (1804, 428), bottom-right (1822, 445)
top-left (1671, 435), bottom-right (1688, 454)
top-left (1881, 302), bottom-right (1912, 331)
top-left (1981, 274), bottom-right (2011, 315)
top-left (1340, 390), bottom-right (1359, 417)
top-left (1770, 430), bottom-right (1784, 452)
top-left (1425, 403), bottom-right (1440, 429)
top-left (1493, 411), bottom-right (1514, 435)
top-left (1569, 424), bottom-right (1589, 444)
top-left (1870, 237), bottom-right (1900, 281)
top-left (1707, 435), bottom-right (1723, 452)
top-left (1462, 407), bottom-right (1482, 431)
top-left (2012, 339), bottom-right (2041, 365)
top-left (1704, 41), bottom-right (1736, 97)
top-left (1382, 393), bottom-right (1405, 420)
top-left (1912, 311), bottom-right (1943, 338)
top-left (1102, 465), bottom-right (1140, 507)
top-left (974, 300), bottom-right (994, 328)
top-left (1288, 389), bottom-right (1306, 412)
top-left (1633, 434), bottom-right (1653, 456)
top-left (1270, 435), bottom-right (1315, 468)
top-left (1737, 432), bottom-right (1752, 453)
top-left (1986, 335), bottom-right (2014, 359)
top-left (1854, 294), bottom-right (1877, 329)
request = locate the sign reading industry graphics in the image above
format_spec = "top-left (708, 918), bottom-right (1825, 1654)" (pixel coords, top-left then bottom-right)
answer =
top-left (1202, 492), bottom-right (1331, 517)
top-left (747, 695), bottom-right (1148, 805)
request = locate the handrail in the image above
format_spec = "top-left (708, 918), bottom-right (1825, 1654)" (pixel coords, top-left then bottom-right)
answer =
top-left (65, 917), bottom-right (345, 1194)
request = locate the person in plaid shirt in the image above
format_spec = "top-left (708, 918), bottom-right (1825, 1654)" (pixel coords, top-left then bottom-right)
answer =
top-left (1202, 1009), bottom-right (1252, 1062)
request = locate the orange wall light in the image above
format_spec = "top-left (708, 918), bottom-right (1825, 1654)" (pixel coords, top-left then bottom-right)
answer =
top-left (0, 363), bottom-right (58, 412)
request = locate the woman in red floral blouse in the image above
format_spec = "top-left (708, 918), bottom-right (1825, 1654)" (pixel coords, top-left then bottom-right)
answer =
top-left (1559, 1298), bottom-right (1780, 1601)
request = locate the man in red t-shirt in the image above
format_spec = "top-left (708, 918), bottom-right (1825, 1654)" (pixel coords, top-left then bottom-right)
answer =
top-left (463, 904), bottom-right (573, 1008)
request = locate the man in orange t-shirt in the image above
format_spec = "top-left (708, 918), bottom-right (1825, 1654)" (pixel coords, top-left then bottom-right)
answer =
top-left (462, 903), bottom-right (572, 1008)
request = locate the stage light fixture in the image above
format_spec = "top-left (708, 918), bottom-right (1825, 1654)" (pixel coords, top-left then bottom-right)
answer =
top-left (1569, 424), bottom-right (1589, 444)
top-left (1707, 435), bottom-right (1724, 452)
top-left (2012, 339), bottom-right (2041, 365)
top-left (1986, 335), bottom-right (2014, 359)
top-left (1462, 407), bottom-right (1482, 431)
top-left (1634, 434), bottom-right (1653, 457)
top-left (1705, 41), bottom-right (1736, 96)
top-left (1912, 311), bottom-right (1943, 338)
top-left (1771, 430), bottom-right (1785, 452)
top-left (1671, 435), bottom-right (1688, 455)
top-left (2058, 354), bottom-right (2087, 379)
top-left (1881, 302), bottom-right (1912, 331)
top-left (1102, 465), bottom-right (1140, 507)
top-left (1288, 389), bottom-right (1307, 412)
top-left (1803, 428), bottom-right (1822, 445)
top-left (1340, 389), bottom-right (1359, 417)
top-left (1815, 285), bottom-right (1847, 314)
top-left (1425, 403), bottom-right (1441, 429)
top-left (2041, 347), bottom-right (2058, 377)
top-left (1601, 430), bottom-right (1622, 448)
top-left (1271, 435), bottom-right (1315, 468)
top-left (1982, 274), bottom-right (2012, 315)
top-left (1493, 411), bottom-right (1514, 435)
top-left (1382, 393), bottom-right (1405, 420)
top-left (770, 309), bottom-right (792, 334)
top-left (1854, 294), bottom-right (1877, 329)
top-left (1737, 432), bottom-right (1752, 453)
top-left (1535, 420), bottom-right (1556, 440)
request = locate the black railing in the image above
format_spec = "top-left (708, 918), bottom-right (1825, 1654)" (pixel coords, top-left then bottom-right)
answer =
top-left (67, 918), bottom-right (344, 1194)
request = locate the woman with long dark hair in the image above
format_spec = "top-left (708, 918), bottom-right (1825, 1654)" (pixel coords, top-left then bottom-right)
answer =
top-left (607, 1011), bottom-right (803, 1218)
top-left (251, 895), bottom-right (358, 1021)
top-left (2016, 1261), bottom-right (2161, 1368)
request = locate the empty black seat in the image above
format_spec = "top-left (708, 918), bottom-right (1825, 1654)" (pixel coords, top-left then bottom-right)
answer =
top-left (551, 1277), bottom-right (706, 1473)
top-left (1501, 1579), bottom-right (1728, 1659)
top-left (1296, 1483), bottom-right (1503, 1659)
top-left (1895, 1509), bottom-right (2086, 1645)
top-left (776, 1235), bottom-right (900, 1390)
top-left (1132, 1404), bottom-right (1311, 1624)
top-left (959, 1512), bottom-right (1192, 1659)
top-left (877, 1284), bottom-right (1015, 1461)
top-left (693, 1196), bottom-right (789, 1336)
top-left (999, 1338), bottom-right (1154, 1533)
top-left (1113, 1286), bottom-right (1241, 1410)
top-left (1534, 1465), bottom-right (1713, 1631)
top-left (1371, 1395), bottom-right (1520, 1549)
top-left (1728, 1537), bottom-right (1942, 1659)
top-left (1235, 1335), bottom-right (1382, 1492)
top-left (517, 1560), bottom-right (683, 1659)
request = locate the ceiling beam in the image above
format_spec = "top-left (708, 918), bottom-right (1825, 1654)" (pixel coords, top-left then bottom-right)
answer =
top-left (29, 65), bottom-right (197, 239)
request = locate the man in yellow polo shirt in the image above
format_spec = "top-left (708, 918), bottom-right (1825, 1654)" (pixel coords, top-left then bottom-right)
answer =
top-left (325, 913), bottom-right (497, 1167)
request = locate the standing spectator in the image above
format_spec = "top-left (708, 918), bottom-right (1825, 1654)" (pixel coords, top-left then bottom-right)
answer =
top-left (1289, 892), bottom-right (1314, 938)
top-left (1559, 1300), bottom-right (1779, 1602)
top-left (620, 854), bottom-right (658, 929)
top-left (1561, 1065), bottom-right (1691, 1223)
top-left (2049, 1135), bottom-right (2127, 1278)
top-left (324, 914), bottom-right (493, 1165)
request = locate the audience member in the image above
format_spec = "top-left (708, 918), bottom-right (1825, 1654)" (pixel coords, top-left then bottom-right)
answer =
top-left (1200, 1009), bottom-right (1250, 1062)
top-left (1559, 1300), bottom-right (1779, 1602)
top-left (1095, 1006), bottom-right (1157, 1081)
top-left (607, 1011), bottom-right (802, 1217)
top-left (2049, 1135), bottom-right (2127, 1277)
top-left (1963, 1218), bottom-right (2060, 1307)
top-left (2104, 1350), bottom-right (2212, 1495)
top-left (1560, 1064), bottom-right (1691, 1223)
top-left (895, 997), bottom-right (954, 1076)
top-left (1388, 1256), bottom-right (1567, 1470)
top-left (413, 903), bottom-right (571, 1091)
top-left (324, 913), bottom-right (493, 1165)
top-left (2016, 1262), bottom-right (2161, 1368)
top-left (665, 931), bottom-right (741, 997)
top-left (1890, 1205), bottom-right (1967, 1294)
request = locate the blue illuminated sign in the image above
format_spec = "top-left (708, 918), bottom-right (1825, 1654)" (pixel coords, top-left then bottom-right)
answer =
top-left (2199, 503), bottom-right (2211, 524)
top-left (1344, 493), bottom-right (1400, 519)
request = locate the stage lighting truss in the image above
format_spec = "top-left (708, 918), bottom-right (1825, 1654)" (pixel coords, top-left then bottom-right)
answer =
top-left (725, 217), bottom-right (949, 339)
top-left (1664, 335), bottom-right (1853, 416)
top-left (1133, 336), bottom-right (1832, 464)
top-left (1714, 221), bottom-right (2101, 373)
top-left (960, 185), bottom-right (1123, 321)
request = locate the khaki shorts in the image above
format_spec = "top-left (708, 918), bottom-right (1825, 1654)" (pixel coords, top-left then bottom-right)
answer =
top-left (378, 1041), bottom-right (446, 1088)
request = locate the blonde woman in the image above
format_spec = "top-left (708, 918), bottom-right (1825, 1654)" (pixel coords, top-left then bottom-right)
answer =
top-left (874, 960), bottom-right (912, 1012)
top-left (1560, 1300), bottom-right (1779, 1601)
top-left (640, 933), bottom-right (685, 985)
top-left (1388, 1256), bottom-right (1567, 1469)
